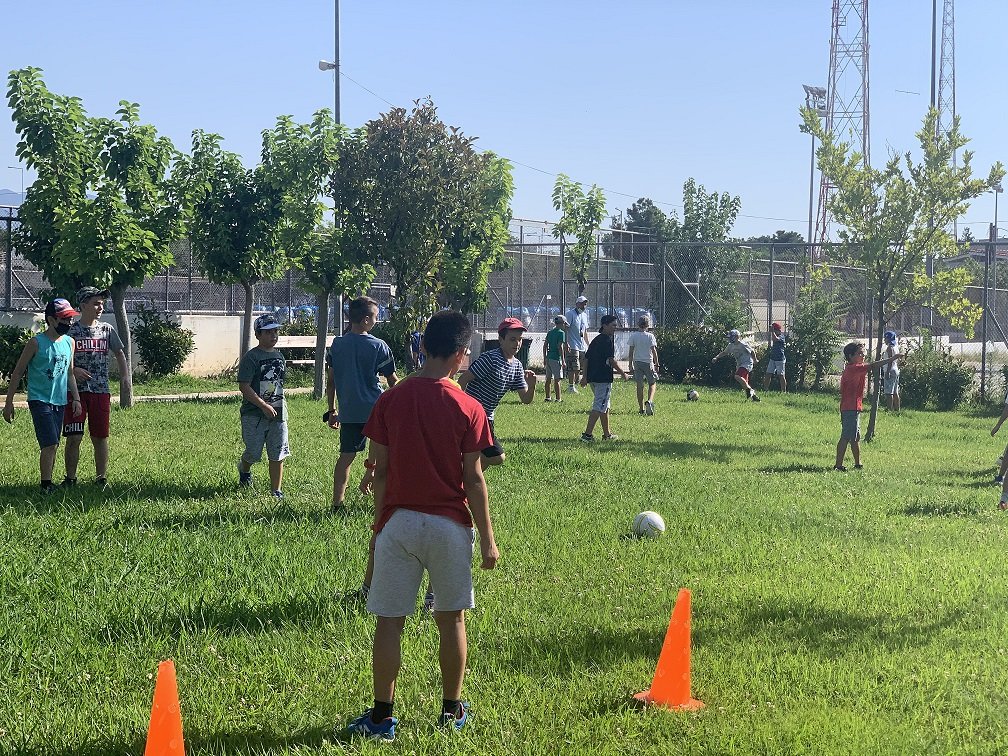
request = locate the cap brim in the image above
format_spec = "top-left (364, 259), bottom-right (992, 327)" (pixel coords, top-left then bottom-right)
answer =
top-left (257, 323), bottom-right (282, 330)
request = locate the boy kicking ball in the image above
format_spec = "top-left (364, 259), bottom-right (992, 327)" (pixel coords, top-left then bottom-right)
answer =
top-left (712, 329), bottom-right (760, 402)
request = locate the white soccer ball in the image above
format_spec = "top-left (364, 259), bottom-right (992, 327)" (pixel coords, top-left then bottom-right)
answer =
top-left (686, 389), bottom-right (699, 401)
top-left (632, 511), bottom-right (666, 538)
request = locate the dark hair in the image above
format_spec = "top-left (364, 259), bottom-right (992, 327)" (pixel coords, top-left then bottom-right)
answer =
top-left (843, 341), bottom-right (865, 361)
top-left (423, 311), bottom-right (472, 359)
top-left (600, 314), bottom-right (618, 328)
top-left (347, 296), bottom-right (379, 324)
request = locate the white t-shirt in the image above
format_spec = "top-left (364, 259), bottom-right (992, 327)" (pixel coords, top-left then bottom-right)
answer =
top-left (628, 331), bottom-right (657, 365)
top-left (566, 308), bottom-right (590, 352)
top-left (885, 344), bottom-right (900, 376)
top-left (724, 341), bottom-right (754, 371)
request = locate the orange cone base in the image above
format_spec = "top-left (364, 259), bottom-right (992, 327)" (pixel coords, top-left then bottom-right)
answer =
top-left (633, 688), bottom-right (705, 711)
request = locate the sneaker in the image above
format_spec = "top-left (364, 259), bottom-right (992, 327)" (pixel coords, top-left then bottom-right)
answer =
top-left (272, 490), bottom-right (284, 500)
top-left (750, 393), bottom-right (761, 402)
top-left (237, 460), bottom-right (251, 487)
top-left (555, 398), bottom-right (562, 404)
top-left (347, 709), bottom-right (396, 742)
top-left (1000, 500), bottom-right (1008, 511)
top-left (853, 464), bottom-right (863, 470)
top-left (833, 465), bottom-right (848, 472)
top-left (40, 481), bottom-right (57, 495)
top-left (639, 409), bottom-right (646, 416)
top-left (645, 400), bottom-right (655, 416)
top-left (95, 477), bottom-right (107, 489)
top-left (580, 433), bottom-right (594, 442)
top-left (602, 434), bottom-right (619, 440)
top-left (544, 397), bottom-right (553, 402)
top-left (61, 477), bottom-right (77, 487)
top-left (438, 701), bottom-right (469, 731)
top-left (423, 589), bottom-right (436, 612)
top-left (995, 475), bottom-right (1004, 485)
top-left (568, 385), bottom-right (579, 393)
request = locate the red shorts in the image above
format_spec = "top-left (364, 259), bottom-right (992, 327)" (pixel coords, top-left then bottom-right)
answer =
top-left (735, 367), bottom-right (750, 381)
top-left (63, 392), bottom-right (111, 439)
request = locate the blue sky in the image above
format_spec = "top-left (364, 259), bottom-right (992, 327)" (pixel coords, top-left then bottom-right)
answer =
top-left (3, 1), bottom-right (1007, 238)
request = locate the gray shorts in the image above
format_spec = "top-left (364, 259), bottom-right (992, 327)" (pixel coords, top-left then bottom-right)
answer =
top-left (566, 349), bottom-right (584, 371)
top-left (633, 361), bottom-right (657, 386)
top-left (839, 410), bottom-right (861, 442)
top-left (766, 359), bottom-right (786, 376)
top-left (368, 508), bottom-right (476, 616)
top-left (884, 371), bottom-right (899, 395)
top-left (545, 358), bottom-right (564, 380)
top-left (590, 382), bottom-right (613, 413)
top-left (240, 413), bottom-right (290, 463)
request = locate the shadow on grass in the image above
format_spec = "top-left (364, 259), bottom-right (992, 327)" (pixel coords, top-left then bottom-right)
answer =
top-left (758, 463), bottom-right (832, 474)
top-left (531, 435), bottom-right (821, 464)
top-left (897, 500), bottom-right (986, 517)
top-left (506, 625), bottom-right (666, 675)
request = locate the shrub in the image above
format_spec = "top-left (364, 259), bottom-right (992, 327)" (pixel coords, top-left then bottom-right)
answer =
top-left (899, 330), bottom-right (973, 410)
top-left (655, 322), bottom-right (739, 386)
top-left (132, 305), bottom-right (196, 379)
top-left (0, 324), bottom-right (32, 384)
top-left (789, 267), bottom-right (844, 389)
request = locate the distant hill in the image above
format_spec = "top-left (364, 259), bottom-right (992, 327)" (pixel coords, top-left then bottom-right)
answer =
top-left (0, 189), bottom-right (23, 207)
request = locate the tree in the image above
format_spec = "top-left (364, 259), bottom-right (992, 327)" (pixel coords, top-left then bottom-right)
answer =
top-left (803, 105), bottom-right (1004, 439)
top-left (603, 197), bottom-right (669, 263)
top-left (181, 130), bottom-right (285, 356)
top-left (7, 67), bottom-right (187, 408)
top-left (551, 174), bottom-right (606, 296)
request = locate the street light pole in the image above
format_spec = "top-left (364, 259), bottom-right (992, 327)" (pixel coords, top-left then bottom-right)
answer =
top-left (319, 0), bottom-right (342, 338)
top-left (801, 85), bottom-right (826, 280)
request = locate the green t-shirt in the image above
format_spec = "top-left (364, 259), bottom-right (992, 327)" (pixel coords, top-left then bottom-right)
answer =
top-left (237, 347), bottom-right (286, 421)
top-left (545, 327), bottom-right (566, 360)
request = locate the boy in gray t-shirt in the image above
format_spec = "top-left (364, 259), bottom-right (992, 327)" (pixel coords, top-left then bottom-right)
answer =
top-left (237, 313), bottom-right (289, 498)
top-left (712, 329), bottom-right (760, 402)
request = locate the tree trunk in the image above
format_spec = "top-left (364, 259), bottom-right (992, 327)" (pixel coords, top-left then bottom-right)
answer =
top-left (863, 299), bottom-right (886, 442)
top-left (109, 283), bottom-right (134, 409)
top-left (313, 289), bottom-right (330, 401)
top-left (241, 281), bottom-right (254, 356)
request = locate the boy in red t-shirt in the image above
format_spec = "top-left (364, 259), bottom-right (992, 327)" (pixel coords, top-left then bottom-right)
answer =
top-left (346, 311), bottom-right (498, 741)
top-left (835, 340), bottom-right (900, 471)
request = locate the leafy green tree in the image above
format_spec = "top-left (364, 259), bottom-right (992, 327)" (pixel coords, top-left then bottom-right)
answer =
top-left (552, 174), bottom-right (606, 295)
top-left (803, 105), bottom-right (1004, 439)
top-left (181, 130), bottom-right (285, 355)
top-left (7, 67), bottom-right (186, 408)
top-left (789, 266), bottom-right (845, 389)
top-left (603, 197), bottom-right (669, 262)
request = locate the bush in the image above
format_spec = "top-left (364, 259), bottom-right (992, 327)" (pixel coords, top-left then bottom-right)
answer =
top-left (789, 267), bottom-right (844, 390)
top-left (0, 324), bottom-right (32, 384)
top-left (132, 305), bottom-right (196, 379)
top-left (899, 330), bottom-right (973, 410)
top-left (655, 322), bottom-right (739, 386)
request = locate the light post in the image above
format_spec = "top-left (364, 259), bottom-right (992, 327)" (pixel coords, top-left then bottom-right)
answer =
top-left (800, 85), bottom-right (827, 277)
top-left (993, 182), bottom-right (1003, 333)
top-left (319, 0), bottom-right (341, 338)
top-left (7, 166), bottom-right (24, 201)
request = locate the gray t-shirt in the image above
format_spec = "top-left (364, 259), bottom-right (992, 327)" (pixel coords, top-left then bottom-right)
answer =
top-left (237, 347), bottom-right (287, 420)
top-left (68, 321), bottom-right (124, 395)
top-left (327, 332), bottom-right (396, 424)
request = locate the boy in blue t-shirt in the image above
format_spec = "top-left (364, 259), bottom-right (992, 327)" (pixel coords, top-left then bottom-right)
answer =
top-left (763, 321), bottom-right (787, 393)
top-left (3, 298), bottom-right (83, 493)
top-left (326, 296), bottom-right (398, 508)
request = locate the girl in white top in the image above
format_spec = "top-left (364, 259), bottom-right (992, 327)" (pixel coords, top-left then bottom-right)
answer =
top-left (627, 316), bottom-right (660, 415)
top-left (883, 330), bottom-right (900, 411)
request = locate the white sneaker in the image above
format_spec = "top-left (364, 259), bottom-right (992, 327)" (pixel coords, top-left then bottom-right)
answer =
top-left (567, 385), bottom-right (579, 393)
top-left (645, 401), bottom-right (654, 416)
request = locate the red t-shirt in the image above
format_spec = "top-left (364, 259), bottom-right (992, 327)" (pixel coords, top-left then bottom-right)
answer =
top-left (363, 376), bottom-right (493, 533)
top-left (839, 362), bottom-right (870, 411)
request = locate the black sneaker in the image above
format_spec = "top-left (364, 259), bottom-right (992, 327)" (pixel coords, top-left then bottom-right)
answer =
top-left (40, 481), bottom-right (57, 495)
top-left (95, 477), bottom-right (107, 489)
top-left (833, 465), bottom-right (848, 472)
top-left (237, 460), bottom-right (252, 487)
top-left (750, 393), bottom-right (761, 402)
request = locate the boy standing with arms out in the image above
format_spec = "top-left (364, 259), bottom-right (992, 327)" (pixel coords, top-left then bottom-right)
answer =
top-left (713, 329), bottom-right (760, 402)
top-left (835, 340), bottom-right (900, 471)
top-left (237, 313), bottom-right (289, 498)
top-left (883, 330), bottom-right (901, 411)
top-left (327, 296), bottom-right (398, 507)
top-left (3, 298), bottom-right (82, 494)
top-left (347, 311), bottom-right (497, 740)
top-left (457, 317), bottom-right (536, 467)
top-left (580, 314), bottom-right (630, 441)
top-left (763, 321), bottom-right (787, 393)
top-left (542, 314), bottom-right (568, 402)
top-left (63, 287), bottom-right (131, 488)
top-left (565, 295), bottom-right (590, 392)
top-left (627, 314), bottom-right (660, 415)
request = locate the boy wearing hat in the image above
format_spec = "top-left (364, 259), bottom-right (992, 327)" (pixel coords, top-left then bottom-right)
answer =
top-left (763, 322), bottom-right (787, 393)
top-left (712, 329), bottom-right (760, 402)
top-left (237, 312), bottom-right (290, 498)
top-left (565, 295), bottom-right (590, 392)
top-left (542, 314), bottom-right (569, 402)
top-left (3, 298), bottom-right (83, 494)
top-left (62, 286), bottom-right (130, 487)
top-left (457, 317), bottom-right (536, 468)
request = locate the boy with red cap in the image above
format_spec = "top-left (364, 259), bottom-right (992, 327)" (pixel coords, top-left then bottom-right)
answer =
top-left (763, 322), bottom-right (787, 393)
top-left (457, 317), bottom-right (536, 468)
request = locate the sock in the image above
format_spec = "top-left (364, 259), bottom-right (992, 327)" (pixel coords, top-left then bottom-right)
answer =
top-left (442, 699), bottom-right (462, 718)
top-left (371, 700), bottom-right (393, 723)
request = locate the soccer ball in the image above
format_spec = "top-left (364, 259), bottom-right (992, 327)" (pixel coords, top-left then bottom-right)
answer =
top-left (632, 511), bottom-right (666, 538)
top-left (686, 389), bottom-right (699, 401)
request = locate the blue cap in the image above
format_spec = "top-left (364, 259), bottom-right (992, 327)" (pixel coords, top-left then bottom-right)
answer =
top-left (254, 313), bottom-right (282, 331)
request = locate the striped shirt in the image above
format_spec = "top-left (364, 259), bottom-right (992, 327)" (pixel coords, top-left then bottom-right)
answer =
top-left (464, 348), bottom-right (527, 420)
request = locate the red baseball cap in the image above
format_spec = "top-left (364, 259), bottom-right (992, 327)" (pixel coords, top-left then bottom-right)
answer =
top-left (497, 317), bottom-right (527, 334)
top-left (771, 321), bottom-right (782, 331)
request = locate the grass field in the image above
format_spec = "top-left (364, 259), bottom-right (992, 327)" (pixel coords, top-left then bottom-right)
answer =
top-left (2, 384), bottom-right (1007, 755)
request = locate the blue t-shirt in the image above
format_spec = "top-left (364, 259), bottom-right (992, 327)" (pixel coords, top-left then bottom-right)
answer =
top-left (27, 333), bottom-right (73, 405)
top-left (328, 332), bottom-right (396, 424)
top-left (769, 333), bottom-right (786, 361)
top-left (464, 348), bottom-right (527, 420)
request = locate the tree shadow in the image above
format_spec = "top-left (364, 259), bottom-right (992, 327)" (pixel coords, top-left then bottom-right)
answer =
top-left (505, 624), bottom-right (667, 675)
top-left (758, 463), bottom-right (832, 474)
top-left (897, 500), bottom-right (986, 517)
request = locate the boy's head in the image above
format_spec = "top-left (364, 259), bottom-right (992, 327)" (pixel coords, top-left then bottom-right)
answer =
top-left (771, 322), bottom-right (782, 334)
top-left (883, 330), bottom-right (897, 346)
top-left (554, 315), bottom-right (569, 328)
top-left (727, 329), bottom-right (740, 343)
top-left (75, 286), bottom-right (110, 318)
top-left (575, 295), bottom-right (588, 311)
top-left (497, 317), bottom-right (527, 357)
top-left (422, 311), bottom-right (473, 361)
top-left (638, 315), bottom-right (651, 329)
top-left (599, 313), bottom-right (619, 334)
top-left (253, 313), bottom-right (282, 347)
top-left (843, 341), bottom-right (866, 363)
top-left (44, 298), bottom-right (79, 331)
top-left (347, 296), bottom-right (379, 326)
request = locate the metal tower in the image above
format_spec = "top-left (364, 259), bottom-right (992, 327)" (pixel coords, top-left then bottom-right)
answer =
top-left (936, 0), bottom-right (957, 236)
top-left (813, 0), bottom-right (871, 247)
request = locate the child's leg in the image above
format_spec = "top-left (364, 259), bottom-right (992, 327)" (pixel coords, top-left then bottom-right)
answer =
top-left (363, 531), bottom-right (377, 590)
top-left (434, 610), bottom-right (467, 702)
top-left (778, 374), bottom-right (787, 393)
top-left (584, 409), bottom-right (601, 436)
top-left (835, 438), bottom-right (848, 468)
top-left (892, 391), bottom-right (900, 412)
top-left (269, 460), bottom-right (283, 492)
top-left (734, 375), bottom-right (753, 394)
top-left (998, 443), bottom-right (1008, 479)
top-left (763, 372), bottom-right (771, 389)
top-left (64, 434), bottom-right (84, 480)
top-left (372, 615), bottom-right (407, 704)
top-left (333, 452), bottom-right (356, 506)
top-left (648, 380), bottom-right (657, 404)
top-left (600, 410), bottom-right (611, 436)
top-left (850, 440), bottom-right (861, 466)
top-left (40, 444), bottom-right (58, 483)
top-left (93, 437), bottom-right (110, 479)
top-left (636, 381), bottom-right (645, 411)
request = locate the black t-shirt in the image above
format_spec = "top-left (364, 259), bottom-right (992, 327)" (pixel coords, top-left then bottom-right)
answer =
top-left (585, 334), bottom-right (615, 383)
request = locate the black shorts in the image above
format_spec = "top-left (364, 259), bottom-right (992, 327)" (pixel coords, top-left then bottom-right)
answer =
top-left (339, 422), bottom-right (367, 454)
top-left (481, 418), bottom-right (504, 460)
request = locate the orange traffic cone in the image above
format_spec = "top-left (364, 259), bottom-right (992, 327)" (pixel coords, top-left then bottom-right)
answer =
top-left (144, 660), bottom-right (185, 755)
top-left (634, 588), bottom-right (705, 710)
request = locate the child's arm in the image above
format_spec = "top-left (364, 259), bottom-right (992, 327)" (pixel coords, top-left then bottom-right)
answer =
top-left (866, 353), bottom-right (900, 370)
top-left (518, 370), bottom-right (537, 403)
top-left (651, 345), bottom-right (660, 372)
top-left (66, 342), bottom-right (82, 417)
top-left (542, 340), bottom-right (548, 367)
top-left (3, 338), bottom-right (38, 423)
top-left (386, 371), bottom-right (399, 388)
top-left (628, 343), bottom-right (636, 365)
top-left (239, 381), bottom-right (277, 420)
top-left (325, 365), bottom-right (339, 427)
top-left (463, 449), bottom-right (498, 570)
top-left (608, 356), bottom-right (630, 380)
top-left (456, 369), bottom-right (474, 391)
top-left (711, 348), bottom-right (727, 363)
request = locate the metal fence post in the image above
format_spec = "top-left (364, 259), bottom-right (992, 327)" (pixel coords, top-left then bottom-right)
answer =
top-left (767, 244), bottom-right (775, 338)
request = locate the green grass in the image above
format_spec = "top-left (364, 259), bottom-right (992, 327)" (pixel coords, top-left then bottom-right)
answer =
top-left (1, 385), bottom-right (1007, 754)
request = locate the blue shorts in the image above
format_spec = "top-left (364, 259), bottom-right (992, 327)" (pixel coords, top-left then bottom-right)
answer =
top-left (339, 423), bottom-right (367, 454)
top-left (28, 401), bottom-right (65, 449)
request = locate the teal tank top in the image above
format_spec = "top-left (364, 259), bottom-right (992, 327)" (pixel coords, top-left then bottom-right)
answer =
top-left (27, 333), bottom-right (73, 405)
